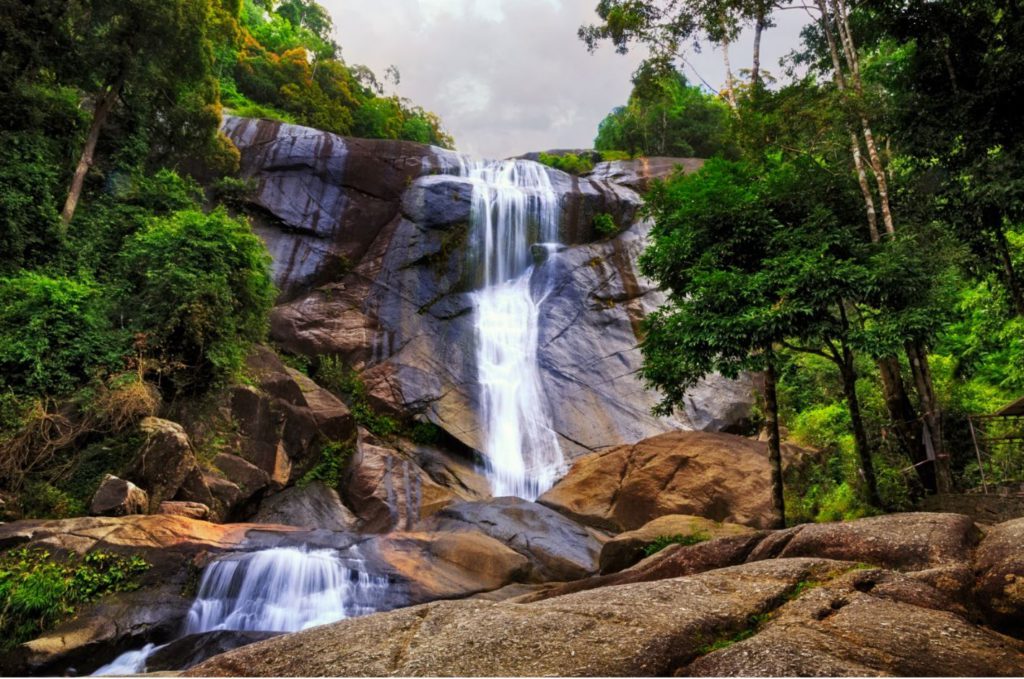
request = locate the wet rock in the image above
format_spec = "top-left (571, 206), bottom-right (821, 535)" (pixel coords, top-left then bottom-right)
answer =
top-left (185, 558), bottom-right (843, 677)
top-left (252, 481), bottom-right (358, 531)
top-left (128, 418), bottom-right (200, 513)
top-left (586, 157), bottom-right (704, 192)
top-left (2, 584), bottom-right (191, 677)
top-left (146, 631), bottom-right (281, 672)
top-left (416, 497), bottom-right (602, 581)
top-left (746, 512), bottom-right (980, 571)
top-left (539, 431), bottom-right (795, 531)
top-left (89, 475), bottom-right (148, 517)
top-left (975, 517), bottom-right (1024, 635)
top-left (343, 432), bottom-right (461, 533)
top-left (599, 514), bottom-right (754, 574)
top-left (400, 175), bottom-right (473, 228)
top-left (157, 501), bottom-right (210, 520)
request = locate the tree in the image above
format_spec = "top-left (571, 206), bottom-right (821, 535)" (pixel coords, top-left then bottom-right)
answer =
top-left (640, 158), bottom-right (789, 525)
top-left (594, 62), bottom-right (736, 157)
top-left (59, 0), bottom-right (223, 226)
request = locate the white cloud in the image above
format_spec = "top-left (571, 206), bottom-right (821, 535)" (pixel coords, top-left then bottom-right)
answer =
top-left (322, 0), bottom-right (808, 158)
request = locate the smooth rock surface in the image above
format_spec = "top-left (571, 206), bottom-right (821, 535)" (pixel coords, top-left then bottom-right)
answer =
top-left (539, 431), bottom-right (795, 531)
top-left (185, 558), bottom-right (844, 677)
top-left (157, 500), bottom-right (210, 520)
top-left (128, 418), bottom-right (200, 512)
top-left (416, 497), bottom-right (602, 580)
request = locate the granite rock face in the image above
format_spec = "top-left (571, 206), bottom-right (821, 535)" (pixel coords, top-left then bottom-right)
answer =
top-left (222, 117), bottom-right (755, 467)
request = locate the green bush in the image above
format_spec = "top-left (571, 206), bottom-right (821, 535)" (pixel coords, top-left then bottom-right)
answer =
top-left (0, 273), bottom-right (127, 397)
top-left (537, 152), bottom-right (595, 175)
top-left (314, 356), bottom-right (399, 438)
top-left (593, 213), bottom-right (618, 238)
top-left (0, 548), bottom-right (149, 652)
top-left (119, 208), bottom-right (275, 391)
top-left (642, 531), bottom-right (711, 556)
top-left (298, 440), bottom-right (353, 489)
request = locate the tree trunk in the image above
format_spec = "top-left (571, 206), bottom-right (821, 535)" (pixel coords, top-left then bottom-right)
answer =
top-left (906, 341), bottom-right (953, 493)
top-left (751, 6), bottom-right (765, 88)
top-left (61, 78), bottom-right (122, 227)
top-left (851, 134), bottom-right (880, 242)
top-left (994, 221), bottom-right (1024, 316)
top-left (878, 355), bottom-right (935, 492)
top-left (838, 344), bottom-right (882, 508)
top-left (764, 354), bottom-right (786, 528)
top-left (721, 35), bottom-right (738, 109)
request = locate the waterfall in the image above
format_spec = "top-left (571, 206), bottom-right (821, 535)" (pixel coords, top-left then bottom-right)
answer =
top-left (93, 547), bottom-right (388, 675)
top-left (462, 159), bottom-right (566, 500)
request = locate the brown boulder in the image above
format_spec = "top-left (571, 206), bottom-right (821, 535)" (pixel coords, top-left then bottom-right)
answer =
top-left (416, 497), bottom-right (602, 581)
top-left (538, 431), bottom-right (794, 531)
top-left (747, 512), bottom-right (979, 571)
top-left (128, 418), bottom-right (200, 512)
top-left (89, 475), bottom-right (148, 517)
top-left (599, 514), bottom-right (754, 574)
top-left (343, 432), bottom-right (460, 532)
top-left (363, 531), bottom-right (532, 603)
top-left (158, 501), bottom-right (210, 520)
top-left (252, 481), bottom-right (358, 531)
top-left (186, 558), bottom-right (844, 677)
top-left (975, 517), bottom-right (1024, 635)
top-left (213, 452), bottom-right (271, 510)
top-left (519, 532), bottom-right (767, 604)
top-left (687, 567), bottom-right (1024, 677)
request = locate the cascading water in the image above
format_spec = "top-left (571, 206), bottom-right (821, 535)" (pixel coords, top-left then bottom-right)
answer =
top-left (460, 159), bottom-right (567, 500)
top-left (93, 547), bottom-right (388, 675)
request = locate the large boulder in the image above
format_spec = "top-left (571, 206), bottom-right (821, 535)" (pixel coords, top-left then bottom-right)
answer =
top-left (146, 631), bottom-right (281, 673)
top-left (157, 501), bottom-right (210, 520)
top-left (746, 512), bottom-right (980, 571)
top-left (225, 347), bottom-right (355, 488)
top-left (539, 431), bottom-right (795, 531)
top-left (185, 558), bottom-right (846, 677)
top-left (128, 418), bottom-right (201, 513)
top-left (416, 497), bottom-right (603, 581)
top-left (599, 514), bottom-right (754, 574)
top-left (89, 475), bottom-right (148, 517)
top-left (975, 517), bottom-right (1024, 635)
top-left (252, 481), bottom-right (358, 531)
top-left (687, 567), bottom-right (1024, 677)
top-left (360, 530), bottom-right (531, 603)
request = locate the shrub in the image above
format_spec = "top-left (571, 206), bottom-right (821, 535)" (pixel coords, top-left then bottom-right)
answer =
top-left (314, 356), bottom-right (399, 437)
top-left (0, 548), bottom-right (149, 652)
top-left (298, 440), bottom-right (353, 489)
top-left (119, 208), bottom-right (275, 392)
top-left (593, 213), bottom-right (618, 238)
top-left (537, 152), bottom-right (595, 175)
top-left (0, 273), bottom-right (127, 397)
top-left (642, 531), bottom-right (711, 556)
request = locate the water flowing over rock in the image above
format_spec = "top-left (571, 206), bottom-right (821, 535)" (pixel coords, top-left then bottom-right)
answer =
top-left (220, 116), bottom-right (756, 485)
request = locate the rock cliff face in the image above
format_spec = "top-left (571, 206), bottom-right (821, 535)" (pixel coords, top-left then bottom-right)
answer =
top-left (222, 117), bottom-right (754, 463)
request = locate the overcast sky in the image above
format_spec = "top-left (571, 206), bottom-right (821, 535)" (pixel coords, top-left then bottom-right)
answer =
top-left (322, 0), bottom-right (809, 158)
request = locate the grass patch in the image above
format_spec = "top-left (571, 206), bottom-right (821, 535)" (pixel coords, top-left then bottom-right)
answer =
top-left (642, 531), bottom-right (712, 557)
top-left (298, 440), bottom-right (353, 489)
top-left (0, 548), bottom-right (149, 653)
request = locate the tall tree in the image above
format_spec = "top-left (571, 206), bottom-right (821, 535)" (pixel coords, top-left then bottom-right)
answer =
top-left (59, 0), bottom-right (221, 226)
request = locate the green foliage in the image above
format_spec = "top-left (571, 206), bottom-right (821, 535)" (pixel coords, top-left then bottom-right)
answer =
top-left (0, 548), bottom-right (149, 653)
top-left (298, 440), bottom-right (352, 489)
top-left (593, 212), bottom-right (618, 238)
top-left (119, 208), bottom-right (275, 391)
top-left (0, 273), bottom-right (127, 397)
top-left (537, 152), bottom-right (595, 175)
top-left (314, 356), bottom-right (399, 438)
top-left (409, 421), bottom-right (443, 446)
top-left (19, 481), bottom-right (86, 520)
top-left (595, 66), bottom-right (736, 159)
top-left (642, 531), bottom-right (711, 556)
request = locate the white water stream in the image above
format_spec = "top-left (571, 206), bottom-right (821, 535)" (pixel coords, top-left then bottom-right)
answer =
top-left (93, 547), bottom-right (388, 675)
top-left (461, 159), bottom-right (567, 499)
